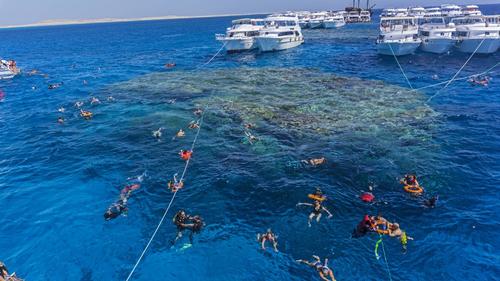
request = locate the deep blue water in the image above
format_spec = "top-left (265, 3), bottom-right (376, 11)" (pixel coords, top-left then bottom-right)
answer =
top-left (1, 4), bottom-right (499, 281)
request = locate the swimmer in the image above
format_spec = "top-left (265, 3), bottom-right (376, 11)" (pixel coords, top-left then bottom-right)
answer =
top-left (469, 75), bottom-right (490, 87)
top-left (172, 210), bottom-right (204, 245)
top-left (152, 127), bottom-right (163, 139)
top-left (257, 228), bottom-right (278, 252)
top-left (90, 97), bottom-right (100, 105)
top-left (245, 131), bottom-right (259, 145)
top-left (193, 108), bottom-right (203, 116)
top-left (400, 231), bottom-right (413, 253)
top-left (431, 74), bottom-right (439, 80)
top-left (74, 101), bottom-right (84, 108)
top-left (83, 79), bottom-right (88, 85)
top-left (58, 107), bottom-right (65, 113)
top-left (48, 82), bottom-right (63, 90)
top-left (167, 173), bottom-right (184, 192)
top-left (297, 200), bottom-right (333, 227)
top-left (400, 174), bottom-right (419, 187)
top-left (188, 120), bottom-right (200, 129)
top-left (424, 195), bottom-right (439, 208)
top-left (180, 149), bottom-right (192, 161)
top-left (296, 256), bottom-right (336, 281)
top-left (165, 63), bottom-right (176, 68)
top-left (0, 261), bottom-right (22, 281)
top-left (107, 96), bottom-right (115, 101)
top-left (301, 157), bottom-right (326, 166)
top-left (57, 117), bottom-right (64, 124)
top-left (352, 214), bottom-right (376, 238)
top-left (80, 109), bottom-right (93, 120)
top-left (104, 184), bottom-right (140, 221)
top-left (244, 123), bottom-right (255, 129)
top-left (167, 99), bottom-right (176, 104)
top-left (174, 129), bottom-right (185, 138)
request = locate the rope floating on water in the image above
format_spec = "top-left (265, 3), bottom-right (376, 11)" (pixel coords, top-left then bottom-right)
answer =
top-left (388, 43), bottom-right (414, 89)
top-left (427, 38), bottom-right (487, 103)
top-left (125, 113), bottom-right (204, 281)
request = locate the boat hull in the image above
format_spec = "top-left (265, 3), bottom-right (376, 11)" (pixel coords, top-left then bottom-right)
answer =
top-left (377, 41), bottom-right (421, 56)
top-left (217, 38), bottom-right (256, 52)
top-left (256, 36), bottom-right (304, 52)
top-left (456, 38), bottom-right (500, 54)
top-left (323, 21), bottom-right (346, 28)
top-left (420, 38), bottom-right (455, 54)
top-left (309, 21), bottom-right (323, 29)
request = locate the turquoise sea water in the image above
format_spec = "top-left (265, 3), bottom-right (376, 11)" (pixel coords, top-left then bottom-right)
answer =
top-left (1, 5), bottom-right (499, 281)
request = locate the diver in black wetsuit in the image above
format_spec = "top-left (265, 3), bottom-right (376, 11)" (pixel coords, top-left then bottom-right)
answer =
top-left (104, 184), bottom-right (140, 221)
top-left (171, 210), bottom-right (205, 245)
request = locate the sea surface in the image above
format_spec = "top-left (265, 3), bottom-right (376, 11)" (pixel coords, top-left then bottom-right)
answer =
top-left (1, 5), bottom-right (499, 281)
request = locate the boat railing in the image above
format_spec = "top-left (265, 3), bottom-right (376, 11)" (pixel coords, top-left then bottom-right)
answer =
top-left (215, 34), bottom-right (226, 40)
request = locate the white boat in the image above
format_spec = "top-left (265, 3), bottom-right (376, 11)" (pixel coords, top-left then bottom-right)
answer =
top-left (381, 9), bottom-right (397, 18)
top-left (323, 15), bottom-right (346, 28)
top-left (394, 8), bottom-right (409, 17)
top-left (0, 60), bottom-right (20, 79)
top-left (360, 10), bottom-right (371, 22)
top-left (309, 12), bottom-right (326, 29)
top-left (408, 7), bottom-right (426, 18)
top-left (215, 18), bottom-right (264, 52)
top-left (419, 17), bottom-right (456, 53)
top-left (425, 7), bottom-right (442, 18)
top-left (441, 4), bottom-right (463, 18)
top-left (462, 5), bottom-right (482, 17)
top-left (452, 16), bottom-right (500, 54)
top-left (484, 15), bottom-right (500, 27)
top-left (255, 16), bottom-right (304, 52)
top-left (377, 16), bottom-right (421, 56)
top-left (346, 11), bottom-right (361, 23)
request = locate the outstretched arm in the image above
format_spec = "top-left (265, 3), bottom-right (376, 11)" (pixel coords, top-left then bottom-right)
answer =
top-left (261, 238), bottom-right (266, 250)
top-left (297, 203), bottom-right (313, 207)
top-left (322, 207), bottom-right (333, 218)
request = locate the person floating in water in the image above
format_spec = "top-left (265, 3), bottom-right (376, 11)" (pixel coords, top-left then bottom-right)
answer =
top-left (57, 117), bottom-right (65, 124)
top-left (301, 157), bottom-right (326, 166)
top-left (152, 127), bottom-right (163, 139)
top-left (165, 62), bottom-right (176, 68)
top-left (387, 223), bottom-right (414, 252)
top-left (257, 228), bottom-right (278, 252)
top-left (245, 131), bottom-right (259, 145)
top-left (297, 200), bottom-right (333, 227)
top-left (48, 82), bottom-right (63, 90)
top-left (468, 75), bottom-right (490, 87)
top-left (167, 173), bottom-right (184, 192)
top-left (193, 108), bottom-right (203, 116)
top-left (352, 214), bottom-right (376, 238)
top-left (173, 129), bottom-right (185, 139)
top-left (74, 101), bottom-right (84, 108)
top-left (104, 184), bottom-right (141, 221)
top-left (400, 174), bottom-right (420, 187)
top-left (58, 107), bottom-right (65, 113)
top-left (171, 210), bottom-right (205, 245)
top-left (180, 150), bottom-right (192, 161)
top-left (90, 97), bottom-right (100, 105)
top-left (188, 120), bottom-right (200, 129)
top-left (0, 261), bottom-right (22, 281)
top-left (296, 255), bottom-right (336, 281)
top-left (424, 195), bottom-right (439, 208)
top-left (80, 109), bottom-right (93, 120)
top-left (244, 123), bottom-right (255, 129)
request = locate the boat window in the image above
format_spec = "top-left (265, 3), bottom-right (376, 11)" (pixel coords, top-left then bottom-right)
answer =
top-left (253, 21), bottom-right (264, 26)
top-left (485, 32), bottom-right (490, 35)
top-left (457, 31), bottom-right (468, 37)
top-left (420, 31), bottom-right (430, 36)
top-left (278, 31), bottom-right (294, 36)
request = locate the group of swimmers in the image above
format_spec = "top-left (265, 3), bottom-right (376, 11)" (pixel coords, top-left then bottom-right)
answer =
top-left (56, 96), bottom-right (114, 124)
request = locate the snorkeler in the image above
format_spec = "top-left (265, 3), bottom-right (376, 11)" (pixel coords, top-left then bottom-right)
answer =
top-left (296, 256), bottom-right (336, 281)
top-left (401, 174), bottom-right (420, 187)
top-left (193, 108), bottom-right (203, 116)
top-left (469, 75), bottom-right (490, 87)
top-left (152, 127), bottom-right (163, 139)
top-left (104, 184), bottom-right (140, 221)
top-left (0, 261), bottom-right (22, 281)
top-left (188, 120), bottom-right (200, 129)
top-left (424, 195), bottom-right (439, 208)
top-left (74, 101), bottom-right (84, 108)
top-left (244, 123), bottom-right (255, 129)
top-left (301, 157), bottom-right (326, 166)
top-left (173, 129), bottom-right (185, 139)
top-left (80, 109), bottom-right (93, 120)
top-left (167, 173), bottom-right (184, 192)
top-left (107, 96), bottom-right (115, 101)
top-left (180, 150), bottom-right (193, 161)
top-left (245, 131), bottom-right (259, 144)
top-left (57, 117), bottom-right (64, 124)
top-left (352, 214), bottom-right (376, 238)
top-left (257, 229), bottom-right (278, 252)
top-left (48, 82), bottom-right (63, 90)
top-left (90, 97), bottom-right (101, 105)
top-left (172, 210), bottom-right (204, 245)
top-left (296, 200), bottom-right (333, 227)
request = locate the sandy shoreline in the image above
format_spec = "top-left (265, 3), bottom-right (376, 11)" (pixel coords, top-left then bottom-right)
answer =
top-left (0, 13), bottom-right (267, 29)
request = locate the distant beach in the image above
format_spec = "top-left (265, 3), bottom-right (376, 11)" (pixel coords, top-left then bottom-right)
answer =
top-left (0, 13), bottom-right (267, 29)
